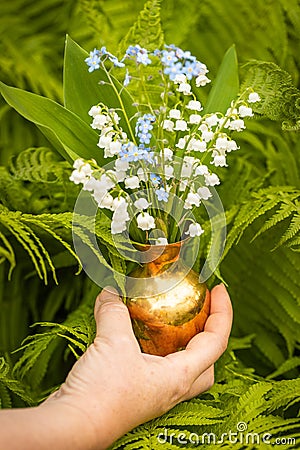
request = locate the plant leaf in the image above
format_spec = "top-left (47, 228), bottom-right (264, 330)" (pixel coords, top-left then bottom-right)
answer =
top-left (204, 45), bottom-right (239, 114)
top-left (0, 82), bottom-right (103, 164)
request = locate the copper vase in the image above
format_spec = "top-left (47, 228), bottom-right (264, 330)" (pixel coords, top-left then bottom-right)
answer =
top-left (125, 241), bottom-right (210, 356)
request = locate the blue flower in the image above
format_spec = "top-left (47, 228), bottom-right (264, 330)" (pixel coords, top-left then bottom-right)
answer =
top-left (144, 114), bottom-right (156, 122)
top-left (135, 114), bottom-right (156, 144)
top-left (120, 143), bottom-right (151, 162)
top-left (100, 46), bottom-right (107, 55)
top-left (85, 47), bottom-right (125, 71)
top-left (139, 132), bottom-right (151, 144)
top-left (126, 45), bottom-right (142, 56)
top-left (142, 151), bottom-right (155, 164)
top-left (125, 45), bottom-right (152, 66)
top-left (161, 50), bottom-right (178, 66)
top-left (123, 69), bottom-right (131, 87)
top-left (100, 47), bottom-right (125, 67)
top-left (165, 44), bottom-right (177, 51)
top-left (178, 50), bottom-right (195, 60)
top-left (141, 122), bottom-right (153, 132)
top-left (153, 49), bottom-right (161, 57)
top-left (119, 143), bottom-right (132, 160)
top-left (109, 56), bottom-right (125, 68)
top-left (156, 187), bottom-right (169, 202)
top-left (85, 49), bottom-right (101, 72)
top-left (150, 173), bottom-right (161, 185)
top-left (91, 48), bottom-right (101, 57)
top-left (164, 62), bottom-right (184, 80)
top-left (129, 147), bottom-right (145, 162)
top-left (183, 60), bottom-right (201, 80)
top-left (136, 51), bottom-right (151, 66)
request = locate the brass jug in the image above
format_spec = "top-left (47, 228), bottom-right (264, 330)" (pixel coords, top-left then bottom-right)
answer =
top-left (126, 240), bottom-right (210, 356)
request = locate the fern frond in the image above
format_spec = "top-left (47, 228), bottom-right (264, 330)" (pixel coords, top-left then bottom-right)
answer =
top-left (21, 214), bottom-right (81, 276)
top-left (39, 319), bottom-right (93, 352)
top-left (158, 402), bottom-right (225, 427)
top-left (9, 147), bottom-right (69, 183)
top-left (0, 206), bottom-right (130, 282)
top-left (277, 213), bottom-right (300, 247)
top-left (266, 379), bottom-right (300, 413)
top-left (241, 60), bottom-right (300, 130)
top-left (119, 0), bottom-right (164, 53)
top-left (0, 230), bottom-right (16, 278)
top-left (267, 357), bottom-right (300, 380)
top-left (0, 357), bottom-right (34, 406)
top-left (231, 382), bottom-right (272, 421)
top-left (110, 424), bottom-right (152, 450)
top-left (252, 201), bottom-right (297, 241)
top-left (0, 207), bottom-right (52, 282)
top-left (78, 0), bottom-right (145, 53)
top-left (224, 187), bottom-right (300, 258)
top-left (13, 288), bottom-right (96, 387)
top-left (222, 233), bottom-right (300, 370)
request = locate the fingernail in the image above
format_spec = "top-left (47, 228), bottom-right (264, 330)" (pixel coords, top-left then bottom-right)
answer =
top-left (97, 286), bottom-right (120, 303)
top-left (217, 283), bottom-right (227, 291)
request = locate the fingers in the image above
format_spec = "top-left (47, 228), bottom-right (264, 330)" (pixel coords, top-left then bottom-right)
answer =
top-left (183, 365), bottom-right (214, 401)
top-left (167, 284), bottom-right (232, 381)
top-left (94, 287), bottom-right (140, 350)
top-left (202, 284), bottom-right (233, 337)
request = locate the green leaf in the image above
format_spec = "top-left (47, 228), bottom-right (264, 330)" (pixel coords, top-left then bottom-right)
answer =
top-left (204, 45), bottom-right (239, 114)
top-left (63, 36), bottom-right (137, 139)
top-left (0, 82), bottom-right (103, 164)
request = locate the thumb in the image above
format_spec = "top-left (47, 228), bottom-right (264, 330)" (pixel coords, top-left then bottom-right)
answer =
top-left (94, 287), bottom-right (139, 349)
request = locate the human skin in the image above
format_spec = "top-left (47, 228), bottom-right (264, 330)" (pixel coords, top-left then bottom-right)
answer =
top-left (0, 284), bottom-right (232, 450)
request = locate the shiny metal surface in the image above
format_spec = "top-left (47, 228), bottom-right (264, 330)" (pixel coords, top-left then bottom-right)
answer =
top-left (126, 241), bottom-right (210, 356)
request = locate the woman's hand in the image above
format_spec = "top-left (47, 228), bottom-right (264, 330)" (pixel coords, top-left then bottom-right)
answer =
top-left (45, 283), bottom-right (233, 449)
top-left (0, 284), bottom-right (232, 450)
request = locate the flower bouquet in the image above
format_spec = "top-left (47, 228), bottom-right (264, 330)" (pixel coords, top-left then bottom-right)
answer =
top-left (0, 37), bottom-right (260, 356)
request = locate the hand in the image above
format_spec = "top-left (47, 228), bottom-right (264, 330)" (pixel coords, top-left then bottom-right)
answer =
top-left (44, 283), bottom-right (232, 449)
top-left (0, 284), bottom-right (232, 450)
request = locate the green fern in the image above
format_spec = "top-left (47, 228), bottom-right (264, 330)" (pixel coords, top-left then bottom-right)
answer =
top-left (185, 0), bottom-right (298, 78)
top-left (13, 279), bottom-right (98, 391)
top-left (221, 232), bottom-right (300, 371)
top-left (0, 357), bottom-right (34, 406)
top-left (111, 369), bottom-right (300, 449)
top-left (241, 60), bottom-right (300, 130)
top-left (0, 3), bottom-right (299, 449)
top-left (0, 198), bottom-right (132, 284)
top-left (267, 357), bottom-right (300, 380)
top-left (119, 0), bottom-right (164, 53)
top-left (278, 213), bottom-right (300, 249)
top-left (0, 207), bottom-right (81, 283)
top-left (0, 148), bottom-right (79, 214)
top-left (78, 0), bottom-right (145, 52)
top-left (9, 147), bottom-right (69, 183)
top-left (223, 187), bottom-right (300, 257)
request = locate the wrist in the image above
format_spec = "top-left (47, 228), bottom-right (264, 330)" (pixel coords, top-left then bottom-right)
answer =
top-left (40, 389), bottom-right (119, 450)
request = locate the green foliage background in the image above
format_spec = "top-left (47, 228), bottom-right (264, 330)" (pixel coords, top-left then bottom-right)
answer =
top-left (0, 0), bottom-right (299, 448)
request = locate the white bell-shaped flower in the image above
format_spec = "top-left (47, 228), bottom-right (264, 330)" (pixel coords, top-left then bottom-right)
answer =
top-left (125, 176), bottom-right (140, 189)
top-left (185, 222), bottom-right (204, 237)
top-left (111, 220), bottom-right (127, 234)
top-left (204, 173), bottom-right (220, 186)
top-left (137, 212), bottom-right (156, 231)
top-left (134, 198), bottom-right (151, 210)
top-left (184, 192), bottom-right (201, 209)
top-left (197, 186), bottom-right (212, 200)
